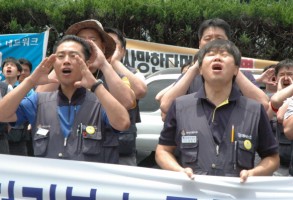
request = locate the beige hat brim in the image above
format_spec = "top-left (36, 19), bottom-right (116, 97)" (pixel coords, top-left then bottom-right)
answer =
top-left (65, 20), bottom-right (116, 59)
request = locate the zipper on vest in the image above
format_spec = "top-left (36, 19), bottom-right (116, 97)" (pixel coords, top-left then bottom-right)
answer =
top-left (68, 100), bottom-right (71, 120)
top-left (64, 137), bottom-right (68, 147)
top-left (216, 145), bottom-right (219, 156)
top-left (67, 100), bottom-right (71, 148)
top-left (78, 123), bottom-right (83, 152)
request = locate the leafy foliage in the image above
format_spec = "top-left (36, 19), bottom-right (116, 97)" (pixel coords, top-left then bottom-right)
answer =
top-left (0, 0), bottom-right (292, 60)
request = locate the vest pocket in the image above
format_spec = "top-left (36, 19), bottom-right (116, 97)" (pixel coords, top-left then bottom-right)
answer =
top-left (118, 131), bottom-right (136, 155)
top-left (102, 126), bottom-right (119, 147)
top-left (180, 142), bottom-right (199, 164)
top-left (7, 126), bottom-right (27, 142)
top-left (237, 139), bottom-right (254, 169)
top-left (33, 133), bottom-right (49, 156)
top-left (82, 131), bottom-right (102, 155)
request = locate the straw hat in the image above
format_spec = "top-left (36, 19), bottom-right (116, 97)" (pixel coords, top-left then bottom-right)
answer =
top-left (65, 19), bottom-right (116, 58)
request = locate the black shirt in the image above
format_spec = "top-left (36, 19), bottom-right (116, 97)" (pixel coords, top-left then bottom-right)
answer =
top-left (159, 86), bottom-right (278, 158)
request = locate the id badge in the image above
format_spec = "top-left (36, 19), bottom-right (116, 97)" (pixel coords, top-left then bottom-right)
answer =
top-left (182, 135), bottom-right (197, 144)
top-left (36, 128), bottom-right (49, 136)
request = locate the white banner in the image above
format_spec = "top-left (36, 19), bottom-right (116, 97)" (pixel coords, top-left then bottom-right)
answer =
top-left (125, 39), bottom-right (278, 75)
top-left (0, 155), bottom-right (292, 199)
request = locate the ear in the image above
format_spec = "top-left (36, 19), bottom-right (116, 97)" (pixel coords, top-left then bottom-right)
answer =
top-left (199, 66), bottom-right (203, 75)
top-left (198, 39), bottom-right (204, 49)
top-left (122, 48), bottom-right (126, 57)
top-left (234, 67), bottom-right (239, 76)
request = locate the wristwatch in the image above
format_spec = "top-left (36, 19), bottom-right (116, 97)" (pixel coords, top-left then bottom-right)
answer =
top-left (90, 79), bottom-right (103, 93)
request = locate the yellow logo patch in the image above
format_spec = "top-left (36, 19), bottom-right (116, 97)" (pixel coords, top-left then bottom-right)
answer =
top-left (244, 140), bottom-right (252, 150)
top-left (86, 126), bottom-right (95, 135)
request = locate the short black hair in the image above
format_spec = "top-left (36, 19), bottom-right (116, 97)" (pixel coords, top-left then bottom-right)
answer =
top-left (18, 58), bottom-right (33, 72)
top-left (197, 39), bottom-right (241, 68)
top-left (104, 27), bottom-right (126, 49)
top-left (198, 18), bottom-right (231, 41)
top-left (1, 57), bottom-right (22, 72)
top-left (53, 35), bottom-right (91, 61)
top-left (180, 61), bottom-right (192, 73)
top-left (262, 64), bottom-right (276, 73)
top-left (275, 59), bottom-right (293, 76)
top-left (193, 52), bottom-right (199, 63)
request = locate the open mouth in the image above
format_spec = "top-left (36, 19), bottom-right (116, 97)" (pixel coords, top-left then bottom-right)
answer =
top-left (283, 82), bottom-right (291, 87)
top-left (62, 68), bottom-right (72, 75)
top-left (212, 63), bottom-right (223, 71)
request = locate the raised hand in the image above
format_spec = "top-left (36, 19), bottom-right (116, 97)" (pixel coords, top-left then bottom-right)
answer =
top-left (29, 54), bottom-right (59, 86)
top-left (257, 68), bottom-right (276, 85)
top-left (277, 76), bottom-right (293, 91)
top-left (74, 55), bottom-right (96, 89)
top-left (110, 43), bottom-right (123, 62)
top-left (86, 40), bottom-right (108, 74)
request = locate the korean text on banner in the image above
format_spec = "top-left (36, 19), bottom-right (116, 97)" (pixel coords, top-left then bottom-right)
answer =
top-left (0, 30), bottom-right (49, 80)
top-left (124, 39), bottom-right (278, 76)
top-left (0, 155), bottom-right (292, 200)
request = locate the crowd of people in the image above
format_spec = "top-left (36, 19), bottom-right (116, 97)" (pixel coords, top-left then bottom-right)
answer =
top-left (0, 17), bottom-right (293, 183)
top-left (0, 19), bottom-right (147, 165)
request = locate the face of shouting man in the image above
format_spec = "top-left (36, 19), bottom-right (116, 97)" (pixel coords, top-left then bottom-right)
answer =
top-left (274, 59), bottom-right (293, 91)
top-left (2, 61), bottom-right (21, 79)
top-left (54, 40), bottom-right (87, 87)
top-left (201, 49), bottom-right (238, 84)
top-left (276, 67), bottom-right (293, 89)
top-left (197, 39), bottom-right (241, 88)
top-left (200, 47), bottom-right (238, 86)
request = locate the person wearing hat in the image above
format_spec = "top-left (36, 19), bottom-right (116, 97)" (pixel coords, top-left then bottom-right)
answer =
top-left (0, 35), bottom-right (130, 163)
top-left (37, 19), bottom-right (135, 110)
top-left (66, 19), bottom-right (116, 60)
top-left (36, 19), bottom-right (136, 164)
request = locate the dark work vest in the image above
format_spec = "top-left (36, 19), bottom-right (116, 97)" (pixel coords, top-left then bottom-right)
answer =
top-left (118, 100), bottom-right (139, 156)
top-left (98, 74), bottom-right (120, 162)
top-left (0, 82), bottom-right (9, 154)
top-left (0, 82), bottom-right (8, 97)
top-left (276, 123), bottom-right (292, 167)
top-left (0, 82), bottom-right (8, 134)
top-left (276, 122), bottom-right (293, 176)
top-left (117, 66), bottom-right (141, 156)
top-left (175, 94), bottom-right (260, 177)
top-left (32, 90), bottom-right (117, 163)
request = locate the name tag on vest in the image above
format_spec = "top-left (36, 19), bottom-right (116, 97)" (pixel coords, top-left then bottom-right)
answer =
top-left (37, 128), bottom-right (49, 136)
top-left (182, 135), bottom-right (197, 143)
